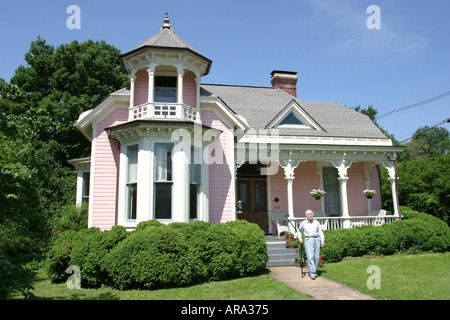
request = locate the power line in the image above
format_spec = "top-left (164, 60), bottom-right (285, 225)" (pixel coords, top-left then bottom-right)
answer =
top-left (376, 90), bottom-right (450, 120)
top-left (400, 117), bottom-right (450, 143)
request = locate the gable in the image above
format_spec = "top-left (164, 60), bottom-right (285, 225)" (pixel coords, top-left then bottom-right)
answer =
top-left (266, 100), bottom-right (323, 132)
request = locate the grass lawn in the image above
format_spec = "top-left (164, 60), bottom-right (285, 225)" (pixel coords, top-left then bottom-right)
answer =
top-left (320, 252), bottom-right (450, 300)
top-left (10, 269), bottom-right (312, 300)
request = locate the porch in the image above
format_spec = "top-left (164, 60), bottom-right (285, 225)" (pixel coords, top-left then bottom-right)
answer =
top-left (285, 214), bottom-right (400, 231)
top-left (271, 210), bottom-right (399, 235)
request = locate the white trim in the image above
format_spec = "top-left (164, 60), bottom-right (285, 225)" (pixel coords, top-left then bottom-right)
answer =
top-left (200, 96), bottom-right (248, 131)
top-left (88, 124), bottom-right (96, 228)
top-left (239, 134), bottom-right (395, 147)
top-left (75, 95), bottom-right (129, 141)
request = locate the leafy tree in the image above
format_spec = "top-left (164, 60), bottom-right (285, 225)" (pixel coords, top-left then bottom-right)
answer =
top-left (1, 37), bottom-right (128, 256)
top-left (396, 154), bottom-right (449, 223)
top-left (9, 36), bottom-right (129, 162)
top-left (406, 126), bottom-right (449, 160)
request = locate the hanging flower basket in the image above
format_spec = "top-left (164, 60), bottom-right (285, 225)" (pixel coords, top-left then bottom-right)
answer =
top-left (310, 188), bottom-right (326, 200)
top-left (363, 189), bottom-right (376, 199)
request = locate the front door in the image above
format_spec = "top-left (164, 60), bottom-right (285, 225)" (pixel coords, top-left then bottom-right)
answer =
top-left (236, 178), bottom-right (268, 233)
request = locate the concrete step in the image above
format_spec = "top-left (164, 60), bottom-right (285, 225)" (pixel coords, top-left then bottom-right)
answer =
top-left (265, 236), bottom-right (298, 267)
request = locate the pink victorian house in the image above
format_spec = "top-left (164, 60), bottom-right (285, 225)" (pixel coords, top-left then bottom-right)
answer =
top-left (70, 15), bottom-right (402, 234)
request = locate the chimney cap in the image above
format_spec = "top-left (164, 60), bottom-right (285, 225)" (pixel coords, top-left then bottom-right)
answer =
top-left (271, 70), bottom-right (297, 76)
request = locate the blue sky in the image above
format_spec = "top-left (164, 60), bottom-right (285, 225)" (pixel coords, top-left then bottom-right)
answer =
top-left (1, 0), bottom-right (449, 141)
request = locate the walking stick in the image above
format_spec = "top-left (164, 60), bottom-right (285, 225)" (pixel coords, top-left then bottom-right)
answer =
top-left (300, 241), bottom-right (307, 278)
top-left (285, 216), bottom-right (307, 278)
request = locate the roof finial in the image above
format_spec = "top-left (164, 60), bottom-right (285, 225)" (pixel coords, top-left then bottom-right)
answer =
top-left (162, 11), bottom-right (171, 29)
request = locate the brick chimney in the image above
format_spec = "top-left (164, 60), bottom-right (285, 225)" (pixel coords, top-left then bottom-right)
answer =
top-left (270, 70), bottom-right (298, 97)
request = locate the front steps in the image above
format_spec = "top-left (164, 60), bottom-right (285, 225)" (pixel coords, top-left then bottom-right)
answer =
top-left (265, 236), bottom-right (298, 267)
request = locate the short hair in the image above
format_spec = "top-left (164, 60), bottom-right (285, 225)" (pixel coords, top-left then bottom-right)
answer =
top-left (305, 209), bottom-right (314, 216)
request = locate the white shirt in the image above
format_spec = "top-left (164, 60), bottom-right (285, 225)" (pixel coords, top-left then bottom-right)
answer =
top-left (297, 219), bottom-right (324, 243)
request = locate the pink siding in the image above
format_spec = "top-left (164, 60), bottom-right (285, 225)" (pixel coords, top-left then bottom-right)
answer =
top-left (91, 107), bottom-right (129, 230)
top-left (134, 69), bottom-right (148, 106)
top-left (292, 162), bottom-right (322, 215)
top-left (201, 110), bottom-right (233, 224)
top-left (183, 71), bottom-right (197, 108)
top-left (346, 162), bottom-right (383, 215)
top-left (347, 162), bottom-right (368, 216)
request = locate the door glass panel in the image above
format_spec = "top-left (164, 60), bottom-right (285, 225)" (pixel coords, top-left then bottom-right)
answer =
top-left (253, 180), bottom-right (267, 212)
top-left (238, 180), bottom-right (250, 212)
top-left (323, 166), bottom-right (341, 216)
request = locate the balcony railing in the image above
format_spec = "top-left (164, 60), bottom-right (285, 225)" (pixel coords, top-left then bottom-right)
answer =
top-left (129, 102), bottom-right (201, 123)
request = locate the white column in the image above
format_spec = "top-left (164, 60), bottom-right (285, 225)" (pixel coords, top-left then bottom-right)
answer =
top-left (136, 138), bottom-right (153, 224)
top-left (147, 68), bottom-right (154, 103)
top-left (333, 159), bottom-right (353, 228)
top-left (171, 129), bottom-right (191, 222)
top-left (383, 161), bottom-right (400, 217)
top-left (388, 178), bottom-right (400, 217)
top-left (177, 67), bottom-right (185, 104)
top-left (279, 156), bottom-right (301, 219)
top-left (128, 71), bottom-right (136, 120)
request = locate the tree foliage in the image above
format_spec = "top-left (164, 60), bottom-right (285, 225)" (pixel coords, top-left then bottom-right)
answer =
top-left (9, 36), bottom-right (129, 162)
top-left (354, 106), bottom-right (449, 223)
top-left (0, 37), bottom-right (128, 257)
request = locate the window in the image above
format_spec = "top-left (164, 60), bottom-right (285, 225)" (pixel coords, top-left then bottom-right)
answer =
top-left (154, 76), bottom-right (177, 103)
top-left (127, 145), bottom-right (138, 220)
top-left (278, 111), bottom-right (306, 127)
top-left (82, 172), bottom-right (90, 203)
top-left (189, 147), bottom-right (202, 219)
top-left (154, 143), bottom-right (173, 219)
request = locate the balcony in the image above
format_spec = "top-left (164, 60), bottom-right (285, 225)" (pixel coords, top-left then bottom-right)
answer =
top-left (129, 102), bottom-right (201, 124)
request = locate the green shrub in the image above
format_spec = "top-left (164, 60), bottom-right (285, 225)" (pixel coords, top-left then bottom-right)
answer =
top-left (70, 226), bottom-right (127, 288)
top-left (135, 219), bottom-right (163, 231)
top-left (103, 225), bottom-right (207, 290)
top-left (54, 203), bottom-right (88, 233)
top-left (45, 229), bottom-right (79, 282)
top-left (46, 219), bottom-right (269, 290)
top-left (321, 207), bottom-right (449, 263)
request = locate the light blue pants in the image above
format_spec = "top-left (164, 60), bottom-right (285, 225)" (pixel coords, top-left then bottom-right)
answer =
top-left (304, 238), bottom-right (320, 276)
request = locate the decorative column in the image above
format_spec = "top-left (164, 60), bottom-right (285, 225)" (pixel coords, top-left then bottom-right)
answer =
top-left (146, 68), bottom-right (155, 104)
top-left (279, 153), bottom-right (301, 219)
top-left (128, 70), bottom-right (136, 120)
top-left (382, 160), bottom-right (400, 217)
top-left (176, 66), bottom-right (185, 104)
top-left (332, 159), bottom-right (353, 228)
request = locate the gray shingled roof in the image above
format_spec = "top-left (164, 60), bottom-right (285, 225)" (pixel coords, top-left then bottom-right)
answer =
top-left (135, 26), bottom-right (201, 54)
top-left (200, 84), bottom-right (388, 139)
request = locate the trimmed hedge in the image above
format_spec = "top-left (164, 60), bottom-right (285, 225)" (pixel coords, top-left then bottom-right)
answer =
top-left (45, 219), bottom-right (268, 290)
top-left (321, 207), bottom-right (450, 263)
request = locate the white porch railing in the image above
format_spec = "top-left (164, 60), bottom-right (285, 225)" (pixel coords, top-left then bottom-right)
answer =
top-left (286, 216), bottom-right (399, 231)
top-left (129, 102), bottom-right (201, 123)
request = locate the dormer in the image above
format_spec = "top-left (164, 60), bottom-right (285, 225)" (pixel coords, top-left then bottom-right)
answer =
top-left (119, 14), bottom-right (212, 123)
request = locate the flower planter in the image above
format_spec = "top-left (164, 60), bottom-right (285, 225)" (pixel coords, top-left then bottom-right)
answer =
top-left (315, 196), bottom-right (321, 200)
